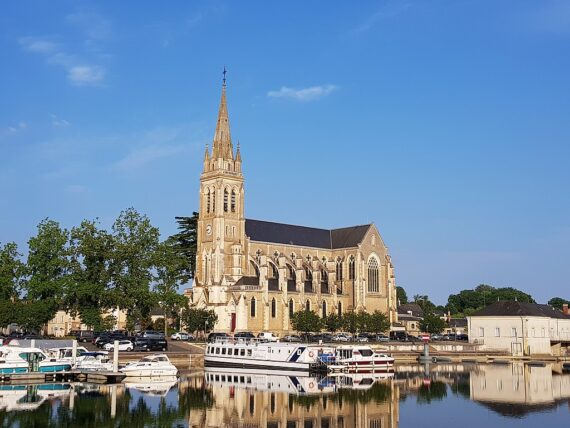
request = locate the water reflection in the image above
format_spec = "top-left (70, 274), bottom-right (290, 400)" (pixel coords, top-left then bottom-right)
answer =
top-left (0, 364), bottom-right (569, 427)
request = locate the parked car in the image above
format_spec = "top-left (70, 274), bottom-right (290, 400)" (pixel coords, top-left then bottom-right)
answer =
top-left (355, 333), bottom-right (370, 342)
top-left (75, 330), bottom-right (94, 343)
top-left (96, 334), bottom-right (127, 348)
top-left (171, 332), bottom-right (190, 341)
top-left (311, 333), bottom-right (333, 343)
top-left (104, 340), bottom-right (133, 352)
top-left (234, 332), bottom-right (256, 340)
top-left (139, 330), bottom-right (165, 340)
top-left (390, 331), bottom-right (410, 341)
top-left (282, 335), bottom-right (302, 342)
top-left (133, 338), bottom-right (168, 352)
top-left (332, 333), bottom-right (352, 342)
top-left (456, 334), bottom-right (468, 341)
top-left (430, 333), bottom-right (444, 341)
top-left (207, 332), bottom-right (230, 343)
top-left (257, 332), bottom-right (279, 342)
top-left (375, 334), bottom-right (390, 342)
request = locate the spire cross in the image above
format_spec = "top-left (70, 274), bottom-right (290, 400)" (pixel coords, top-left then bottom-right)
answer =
top-left (222, 66), bottom-right (227, 86)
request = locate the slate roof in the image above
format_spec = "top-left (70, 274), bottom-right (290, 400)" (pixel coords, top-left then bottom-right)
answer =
top-left (449, 318), bottom-right (468, 328)
top-left (472, 301), bottom-right (570, 319)
top-left (245, 219), bottom-right (371, 250)
top-left (397, 303), bottom-right (424, 318)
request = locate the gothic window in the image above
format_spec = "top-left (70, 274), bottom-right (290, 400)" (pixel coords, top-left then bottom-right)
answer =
top-left (269, 263), bottom-right (278, 279)
top-left (287, 265), bottom-right (296, 280)
top-left (368, 257), bottom-right (379, 292)
top-left (306, 300), bottom-right (311, 312)
top-left (206, 189), bottom-right (211, 214)
top-left (348, 256), bottom-right (355, 280)
top-left (336, 258), bottom-right (343, 281)
top-left (322, 301), bottom-right (327, 318)
top-left (305, 267), bottom-right (312, 282)
top-left (250, 297), bottom-right (256, 317)
top-left (338, 301), bottom-right (342, 316)
top-left (289, 299), bottom-right (294, 318)
top-left (321, 269), bottom-right (329, 293)
top-left (224, 189), bottom-right (229, 212)
top-left (212, 189), bottom-right (216, 213)
top-left (231, 190), bottom-right (236, 212)
top-left (271, 298), bottom-right (276, 318)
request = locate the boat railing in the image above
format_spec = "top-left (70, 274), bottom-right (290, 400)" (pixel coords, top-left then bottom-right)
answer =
top-left (211, 337), bottom-right (273, 345)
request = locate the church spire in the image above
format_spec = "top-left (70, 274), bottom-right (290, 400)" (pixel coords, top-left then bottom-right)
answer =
top-left (212, 67), bottom-right (233, 160)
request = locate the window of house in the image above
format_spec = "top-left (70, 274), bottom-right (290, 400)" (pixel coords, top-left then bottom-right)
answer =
top-left (495, 328), bottom-right (500, 337)
top-left (479, 327), bottom-right (485, 337)
top-left (511, 327), bottom-right (517, 337)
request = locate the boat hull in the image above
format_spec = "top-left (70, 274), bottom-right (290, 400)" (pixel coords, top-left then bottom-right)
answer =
top-left (204, 356), bottom-right (326, 374)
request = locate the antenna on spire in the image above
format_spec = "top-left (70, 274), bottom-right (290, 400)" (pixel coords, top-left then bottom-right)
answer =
top-left (222, 66), bottom-right (227, 86)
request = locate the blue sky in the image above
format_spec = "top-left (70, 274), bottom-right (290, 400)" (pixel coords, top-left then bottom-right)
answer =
top-left (1, 1), bottom-right (569, 305)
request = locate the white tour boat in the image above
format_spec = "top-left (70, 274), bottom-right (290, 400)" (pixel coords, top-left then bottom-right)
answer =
top-left (120, 354), bottom-right (178, 377)
top-left (0, 346), bottom-right (72, 374)
top-left (204, 337), bottom-right (335, 375)
top-left (47, 346), bottom-right (91, 362)
top-left (329, 345), bottom-right (394, 373)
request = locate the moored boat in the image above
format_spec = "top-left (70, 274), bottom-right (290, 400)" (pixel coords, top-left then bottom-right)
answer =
top-left (74, 352), bottom-right (114, 372)
top-left (329, 345), bottom-right (394, 373)
top-left (0, 346), bottom-right (72, 373)
top-left (204, 337), bottom-right (334, 375)
top-left (120, 354), bottom-right (178, 377)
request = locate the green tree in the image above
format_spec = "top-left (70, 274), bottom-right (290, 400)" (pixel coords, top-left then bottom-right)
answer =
top-left (290, 310), bottom-right (323, 334)
top-left (154, 238), bottom-right (190, 336)
top-left (396, 286), bottom-right (408, 304)
top-left (366, 311), bottom-right (390, 334)
top-left (65, 220), bottom-right (114, 329)
top-left (342, 311), bottom-right (359, 334)
top-left (324, 313), bottom-right (343, 332)
top-left (170, 213), bottom-right (199, 282)
top-left (25, 219), bottom-right (72, 331)
top-left (181, 308), bottom-right (218, 334)
top-left (447, 284), bottom-right (535, 316)
top-left (412, 294), bottom-right (436, 313)
top-left (0, 242), bottom-right (25, 301)
top-left (109, 208), bottom-right (160, 327)
top-left (420, 312), bottom-right (446, 334)
top-left (548, 297), bottom-right (570, 310)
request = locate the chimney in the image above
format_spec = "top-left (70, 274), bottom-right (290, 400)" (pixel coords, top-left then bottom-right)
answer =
top-left (563, 304), bottom-right (569, 315)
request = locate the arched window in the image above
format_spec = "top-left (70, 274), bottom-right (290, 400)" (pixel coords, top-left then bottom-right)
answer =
top-left (348, 256), bottom-right (355, 280)
top-left (289, 299), bottom-right (294, 318)
top-left (224, 189), bottom-right (229, 212)
top-left (271, 298), bottom-right (276, 318)
top-left (268, 262), bottom-right (279, 291)
top-left (336, 258), bottom-right (343, 281)
top-left (320, 269), bottom-right (329, 294)
top-left (250, 297), bottom-right (256, 317)
top-left (269, 263), bottom-right (278, 279)
top-left (305, 300), bottom-right (311, 312)
top-left (304, 266), bottom-right (313, 293)
top-left (338, 301), bottom-right (342, 316)
top-left (212, 189), bottom-right (216, 213)
top-left (231, 190), bottom-right (236, 212)
top-left (206, 189), bottom-right (211, 214)
top-left (368, 257), bottom-right (379, 292)
top-left (286, 265), bottom-right (296, 292)
top-left (322, 301), bottom-right (327, 318)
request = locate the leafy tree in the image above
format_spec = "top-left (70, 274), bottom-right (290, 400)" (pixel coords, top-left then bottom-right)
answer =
top-left (170, 213), bottom-right (199, 282)
top-left (420, 312), bottom-right (446, 334)
top-left (0, 242), bottom-right (25, 301)
top-left (290, 310), bottom-right (323, 334)
top-left (396, 286), bottom-right (408, 304)
top-left (447, 284), bottom-right (535, 316)
top-left (0, 300), bottom-right (18, 328)
top-left (324, 313), bottom-right (343, 332)
top-left (65, 220), bottom-right (114, 329)
top-left (17, 300), bottom-right (59, 332)
top-left (25, 219), bottom-right (72, 330)
top-left (109, 208), bottom-right (160, 326)
top-left (548, 297), bottom-right (570, 310)
top-left (365, 311), bottom-right (390, 333)
top-left (181, 308), bottom-right (218, 334)
top-left (154, 239), bottom-right (190, 335)
top-left (412, 295), bottom-right (436, 313)
top-left (342, 311), bottom-right (359, 334)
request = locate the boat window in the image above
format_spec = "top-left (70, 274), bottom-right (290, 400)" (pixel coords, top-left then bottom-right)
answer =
top-left (240, 349), bottom-right (245, 356)
top-left (221, 348), bottom-right (226, 355)
top-left (359, 349), bottom-right (373, 357)
top-left (247, 349), bottom-right (252, 356)
top-left (215, 347), bottom-right (220, 355)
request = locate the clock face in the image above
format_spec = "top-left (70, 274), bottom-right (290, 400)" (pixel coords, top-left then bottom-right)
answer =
top-left (206, 225), bottom-right (212, 235)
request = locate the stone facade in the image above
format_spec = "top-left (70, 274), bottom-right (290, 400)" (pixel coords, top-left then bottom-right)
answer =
top-left (190, 81), bottom-right (398, 334)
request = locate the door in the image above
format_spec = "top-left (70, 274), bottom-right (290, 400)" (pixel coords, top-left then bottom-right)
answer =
top-left (231, 313), bottom-right (236, 332)
top-left (511, 342), bottom-right (523, 356)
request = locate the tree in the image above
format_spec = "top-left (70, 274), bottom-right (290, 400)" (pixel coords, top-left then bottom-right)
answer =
top-left (412, 295), bottom-right (436, 313)
top-left (65, 220), bottom-right (114, 329)
top-left (181, 308), bottom-right (218, 334)
top-left (290, 310), bottom-right (323, 334)
top-left (548, 297), bottom-right (570, 310)
top-left (342, 311), bottom-right (359, 334)
top-left (366, 311), bottom-right (391, 334)
top-left (420, 312), bottom-right (446, 334)
top-left (109, 208), bottom-right (160, 327)
top-left (447, 284), bottom-right (535, 316)
top-left (0, 242), bottom-right (25, 301)
top-left (396, 286), bottom-right (408, 304)
top-left (170, 213), bottom-right (199, 282)
top-left (154, 239), bottom-right (190, 335)
top-left (25, 219), bottom-right (72, 331)
top-left (324, 313), bottom-right (343, 332)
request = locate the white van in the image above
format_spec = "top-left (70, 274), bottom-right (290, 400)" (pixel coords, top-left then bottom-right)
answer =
top-left (257, 332), bottom-right (279, 342)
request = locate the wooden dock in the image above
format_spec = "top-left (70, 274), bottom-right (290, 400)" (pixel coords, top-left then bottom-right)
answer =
top-left (0, 370), bottom-right (125, 384)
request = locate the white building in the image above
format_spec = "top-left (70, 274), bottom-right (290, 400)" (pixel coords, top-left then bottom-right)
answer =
top-left (467, 301), bottom-right (570, 356)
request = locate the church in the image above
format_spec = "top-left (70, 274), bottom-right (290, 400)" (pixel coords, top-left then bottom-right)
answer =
top-left (189, 78), bottom-right (398, 335)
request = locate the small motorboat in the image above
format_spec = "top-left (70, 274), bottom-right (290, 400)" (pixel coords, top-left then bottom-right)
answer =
top-left (329, 345), bottom-right (394, 373)
top-left (74, 352), bottom-right (114, 372)
top-left (120, 354), bottom-right (178, 377)
top-left (0, 346), bottom-right (72, 373)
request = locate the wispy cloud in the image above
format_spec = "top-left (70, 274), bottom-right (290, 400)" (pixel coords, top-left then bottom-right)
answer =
top-left (350, 1), bottom-right (412, 35)
top-left (68, 65), bottom-right (105, 86)
top-left (267, 84), bottom-right (338, 102)
top-left (113, 145), bottom-right (189, 172)
top-left (0, 121), bottom-right (28, 139)
top-left (51, 114), bottom-right (71, 127)
top-left (19, 37), bottom-right (59, 54)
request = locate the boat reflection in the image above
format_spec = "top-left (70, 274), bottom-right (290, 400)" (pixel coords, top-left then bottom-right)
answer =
top-left (123, 375), bottom-right (178, 397)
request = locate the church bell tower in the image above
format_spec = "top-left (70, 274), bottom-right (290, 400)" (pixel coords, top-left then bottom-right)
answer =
top-left (196, 71), bottom-right (246, 293)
